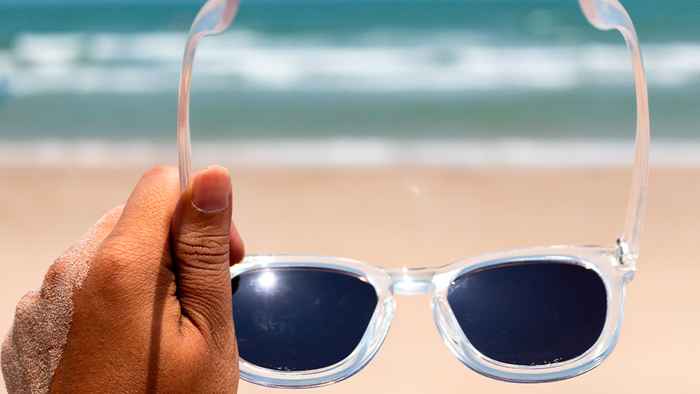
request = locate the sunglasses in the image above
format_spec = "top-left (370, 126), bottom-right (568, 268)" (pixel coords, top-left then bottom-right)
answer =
top-left (176, 0), bottom-right (650, 388)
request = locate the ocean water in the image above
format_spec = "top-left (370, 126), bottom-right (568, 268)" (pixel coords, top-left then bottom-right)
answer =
top-left (0, 0), bottom-right (698, 167)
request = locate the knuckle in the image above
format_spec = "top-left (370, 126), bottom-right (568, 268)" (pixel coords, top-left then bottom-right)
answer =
top-left (88, 237), bottom-right (156, 287)
top-left (75, 240), bottom-right (161, 306)
top-left (39, 265), bottom-right (65, 301)
top-left (42, 260), bottom-right (66, 289)
top-left (95, 238), bottom-right (139, 270)
top-left (39, 242), bottom-right (95, 299)
top-left (14, 289), bottom-right (40, 317)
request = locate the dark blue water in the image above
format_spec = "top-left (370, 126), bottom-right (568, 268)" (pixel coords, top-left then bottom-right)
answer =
top-left (0, 1), bottom-right (692, 44)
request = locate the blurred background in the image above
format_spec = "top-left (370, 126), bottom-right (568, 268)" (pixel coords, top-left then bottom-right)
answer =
top-left (1, 1), bottom-right (700, 393)
top-left (0, 0), bottom-right (698, 155)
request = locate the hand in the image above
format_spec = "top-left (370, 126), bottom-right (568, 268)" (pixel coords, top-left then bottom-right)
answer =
top-left (2, 165), bottom-right (244, 393)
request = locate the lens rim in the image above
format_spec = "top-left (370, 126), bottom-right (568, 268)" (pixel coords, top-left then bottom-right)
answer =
top-left (232, 266), bottom-right (381, 372)
top-left (230, 255), bottom-right (397, 388)
top-left (430, 245), bottom-right (633, 383)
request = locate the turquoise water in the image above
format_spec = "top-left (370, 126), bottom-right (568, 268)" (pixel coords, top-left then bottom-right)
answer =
top-left (0, 0), bottom-right (698, 147)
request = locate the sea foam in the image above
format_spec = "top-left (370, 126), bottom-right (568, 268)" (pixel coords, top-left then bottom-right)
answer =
top-left (3, 31), bottom-right (700, 95)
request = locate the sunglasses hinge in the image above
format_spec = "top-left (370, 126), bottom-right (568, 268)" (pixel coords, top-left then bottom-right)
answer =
top-left (616, 238), bottom-right (637, 268)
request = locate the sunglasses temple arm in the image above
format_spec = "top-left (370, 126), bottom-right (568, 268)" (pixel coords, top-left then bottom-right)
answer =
top-left (177, 0), bottom-right (241, 194)
top-left (620, 25), bottom-right (649, 266)
top-left (177, 33), bottom-right (198, 194)
top-left (578, 0), bottom-right (649, 266)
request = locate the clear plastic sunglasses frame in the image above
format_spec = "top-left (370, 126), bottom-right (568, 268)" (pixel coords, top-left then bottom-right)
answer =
top-left (177, 0), bottom-right (649, 388)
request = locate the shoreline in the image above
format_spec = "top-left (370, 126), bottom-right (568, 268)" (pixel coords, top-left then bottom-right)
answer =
top-left (1, 138), bottom-right (700, 169)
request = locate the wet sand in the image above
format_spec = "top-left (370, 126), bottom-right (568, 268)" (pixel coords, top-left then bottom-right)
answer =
top-left (1, 166), bottom-right (698, 393)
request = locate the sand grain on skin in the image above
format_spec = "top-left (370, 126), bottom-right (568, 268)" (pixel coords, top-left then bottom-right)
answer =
top-left (1, 206), bottom-right (122, 394)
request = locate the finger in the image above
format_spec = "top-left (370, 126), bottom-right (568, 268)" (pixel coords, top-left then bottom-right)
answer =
top-left (229, 220), bottom-right (245, 267)
top-left (102, 165), bottom-right (181, 270)
top-left (171, 165), bottom-right (236, 332)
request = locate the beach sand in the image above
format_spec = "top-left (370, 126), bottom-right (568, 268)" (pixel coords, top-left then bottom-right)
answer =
top-left (1, 166), bottom-right (698, 393)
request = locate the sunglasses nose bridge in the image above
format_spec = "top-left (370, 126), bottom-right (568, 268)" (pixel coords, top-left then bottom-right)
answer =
top-left (387, 267), bottom-right (436, 296)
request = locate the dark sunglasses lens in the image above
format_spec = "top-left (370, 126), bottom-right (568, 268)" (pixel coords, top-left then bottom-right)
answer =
top-left (447, 261), bottom-right (607, 366)
top-left (231, 268), bottom-right (378, 371)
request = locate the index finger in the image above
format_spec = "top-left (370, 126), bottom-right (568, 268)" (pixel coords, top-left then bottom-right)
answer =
top-left (100, 165), bottom-right (181, 270)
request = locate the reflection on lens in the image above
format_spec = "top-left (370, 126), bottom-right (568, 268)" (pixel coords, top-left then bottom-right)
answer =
top-left (232, 268), bottom-right (378, 371)
top-left (447, 261), bottom-right (607, 366)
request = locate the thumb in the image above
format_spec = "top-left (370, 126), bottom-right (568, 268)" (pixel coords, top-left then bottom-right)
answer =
top-left (171, 165), bottom-right (234, 332)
